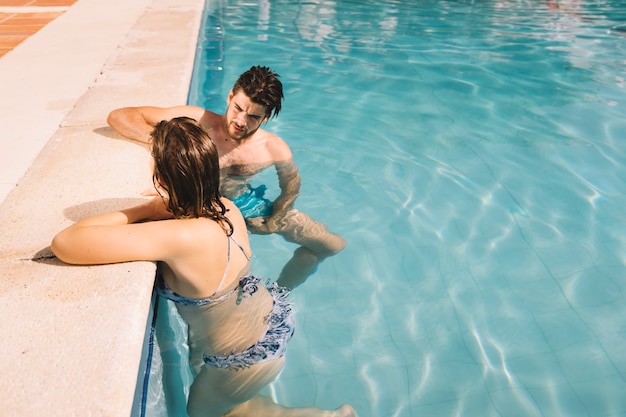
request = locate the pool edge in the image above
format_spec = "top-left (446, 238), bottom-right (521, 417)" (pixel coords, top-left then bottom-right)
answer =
top-left (0, 0), bottom-right (205, 414)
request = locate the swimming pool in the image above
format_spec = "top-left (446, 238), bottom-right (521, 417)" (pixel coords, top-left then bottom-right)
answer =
top-left (148, 1), bottom-right (626, 416)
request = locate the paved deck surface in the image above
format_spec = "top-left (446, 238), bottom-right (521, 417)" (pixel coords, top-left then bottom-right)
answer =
top-left (0, 0), bottom-right (204, 414)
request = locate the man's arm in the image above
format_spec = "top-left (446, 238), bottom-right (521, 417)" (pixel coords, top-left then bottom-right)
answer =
top-left (245, 159), bottom-right (300, 235)
top-left (107, 105), bottom-right (206, 143)
top-left (264, 134), bottom-right (300, 215)
top-left (272, 159), bottom-right (301, 214)
top-left (245, 135), bottom-right (301, 234)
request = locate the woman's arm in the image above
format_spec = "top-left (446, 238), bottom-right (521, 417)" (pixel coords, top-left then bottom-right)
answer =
top-left (51, 197), bottom-right (176, 265)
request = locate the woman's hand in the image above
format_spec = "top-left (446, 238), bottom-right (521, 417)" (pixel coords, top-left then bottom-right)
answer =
top-left (139, 196), bottom-right (174, 222)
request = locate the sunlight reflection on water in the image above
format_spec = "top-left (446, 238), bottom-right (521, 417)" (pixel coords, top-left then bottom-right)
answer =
top-left (172, 1), bottom-right (626, 416)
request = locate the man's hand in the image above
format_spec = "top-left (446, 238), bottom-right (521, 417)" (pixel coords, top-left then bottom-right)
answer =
top-left (245, 216), bottom-right (278, 234)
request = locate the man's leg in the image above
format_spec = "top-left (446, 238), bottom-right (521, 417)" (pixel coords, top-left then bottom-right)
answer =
top-left (272, 210), bottom-right (346, 289)
top-left (276, 246), bottom-right (322, 289)
top-left (225, 396), bottom-right (358, 417)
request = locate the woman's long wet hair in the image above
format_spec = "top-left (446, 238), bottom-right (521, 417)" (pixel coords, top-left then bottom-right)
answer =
top-left (151, 117), bottom-right (233, 235)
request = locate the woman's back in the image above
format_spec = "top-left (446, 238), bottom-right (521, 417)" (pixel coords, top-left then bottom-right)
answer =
top-left (152, 197), bottom-right (277, 373)
top-left (154, 198), bottom-right (249, 294)
top-left (157, 235), bottom-right (275, 373)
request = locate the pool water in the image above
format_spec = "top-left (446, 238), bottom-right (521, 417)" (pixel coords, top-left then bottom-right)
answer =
top-left (146, 1), bottom-right (626, 416)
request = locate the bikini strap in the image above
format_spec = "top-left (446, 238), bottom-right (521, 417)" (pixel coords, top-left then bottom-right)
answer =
top-left (229, 235), bottom-right (251, 261)
top-left (213, 237), bottom-right (231, 294)
top-left (213, 235), bottom-right (250, 294)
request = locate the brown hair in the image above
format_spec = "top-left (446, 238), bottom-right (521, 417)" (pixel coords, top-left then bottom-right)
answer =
top-left (232, 65), bottom-right (284, 119)
top-left (151, 117), bottom-right (233, 235)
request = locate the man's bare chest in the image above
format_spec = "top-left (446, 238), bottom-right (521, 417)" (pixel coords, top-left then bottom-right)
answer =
top-left (215, 139), bottom-right (272, 168)
top-left (219, 152), bottom-right (273, 176)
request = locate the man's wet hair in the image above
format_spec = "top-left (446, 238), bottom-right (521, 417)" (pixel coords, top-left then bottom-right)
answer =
top-left (232, 66), bottom-right (284, 119)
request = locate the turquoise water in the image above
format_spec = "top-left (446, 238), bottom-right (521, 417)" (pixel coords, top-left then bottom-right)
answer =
top-left (186, 1), bottom-right (626, 416)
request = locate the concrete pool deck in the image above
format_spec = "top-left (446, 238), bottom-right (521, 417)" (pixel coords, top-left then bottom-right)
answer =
top-left (0, 0), bottom-right (204, 414)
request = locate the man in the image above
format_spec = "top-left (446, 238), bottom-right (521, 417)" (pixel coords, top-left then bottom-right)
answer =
top-left (107, 65), bottom-right (346, 289)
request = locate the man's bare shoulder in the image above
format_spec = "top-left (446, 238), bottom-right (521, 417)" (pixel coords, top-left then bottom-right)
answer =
top-left (257, 128), bottom-right (292, 161)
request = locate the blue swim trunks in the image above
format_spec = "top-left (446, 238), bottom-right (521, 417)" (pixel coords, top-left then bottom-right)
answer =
top-left (232, 185), bottom-right (274, 219)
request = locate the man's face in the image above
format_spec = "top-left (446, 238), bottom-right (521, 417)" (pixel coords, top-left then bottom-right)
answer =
top-left (225, 90), bottom-right (269, 141)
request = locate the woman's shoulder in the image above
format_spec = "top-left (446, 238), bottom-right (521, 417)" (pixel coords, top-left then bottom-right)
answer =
top-left (221, 198), bottom-right (251, 248)
top-left (162, 217), bottom-right (222, 247)
top-left (222, 197), bottom-right (245, 222)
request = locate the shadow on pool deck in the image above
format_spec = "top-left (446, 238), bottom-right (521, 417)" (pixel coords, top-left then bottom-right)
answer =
top-left (0, 0), bottom-right (204, 414)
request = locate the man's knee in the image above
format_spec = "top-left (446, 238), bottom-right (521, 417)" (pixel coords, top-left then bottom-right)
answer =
top-left (326, 234), bottom-right (346, 256)
top-left (299, 235), bottom-right (346, 259)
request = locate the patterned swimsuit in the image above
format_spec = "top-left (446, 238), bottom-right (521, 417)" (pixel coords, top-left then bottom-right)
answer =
top-left (155, 236), bottom-right (295, 368)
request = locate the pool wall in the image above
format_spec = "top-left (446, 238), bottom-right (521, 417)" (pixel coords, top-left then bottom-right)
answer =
top-left (0, 0), bottom-right (204, 414)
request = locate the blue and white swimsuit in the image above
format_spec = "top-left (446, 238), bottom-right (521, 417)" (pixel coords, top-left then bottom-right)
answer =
top-left (155, 237), bottom-right (294, 369)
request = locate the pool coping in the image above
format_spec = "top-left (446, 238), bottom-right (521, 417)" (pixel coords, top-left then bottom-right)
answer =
top-left (0, 0), bottom-right (204, 414)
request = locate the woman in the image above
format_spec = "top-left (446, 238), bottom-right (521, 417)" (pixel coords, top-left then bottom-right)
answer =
top-left (51, 118), bottom-right (356, 417)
